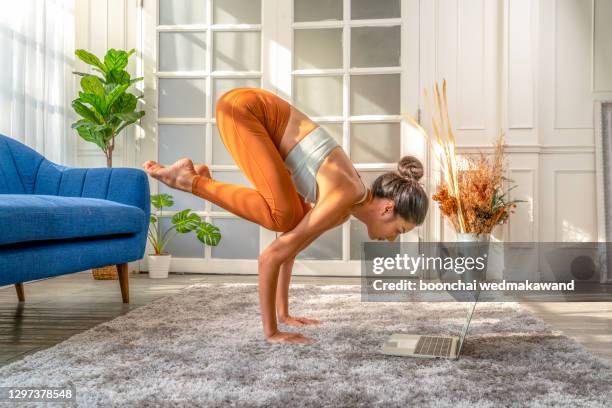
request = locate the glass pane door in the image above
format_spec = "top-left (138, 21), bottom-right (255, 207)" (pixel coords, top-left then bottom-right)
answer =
top-left (153, 0), bottom-right (263, 266)
top-left (291, 0), bottom-right (406, 263)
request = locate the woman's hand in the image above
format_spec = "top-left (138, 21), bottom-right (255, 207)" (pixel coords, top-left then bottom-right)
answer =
top-left (279, 315), bottom-right (321, 327)
top-left (266, 331), bottom-right (315, 344)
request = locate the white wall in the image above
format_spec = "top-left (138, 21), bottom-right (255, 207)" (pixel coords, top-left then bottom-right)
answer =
top-left (421, 0), bottom-right (612, 247)
top-left (75, 0), bottom-right (612, 248)
top-left (512, 0), bottom-right (612, 243)
top-left (419, 0), bottom-right (502, 242)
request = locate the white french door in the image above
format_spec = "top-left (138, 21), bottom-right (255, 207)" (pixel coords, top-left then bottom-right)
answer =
top-left (139, 0), bottom-right (421, 276)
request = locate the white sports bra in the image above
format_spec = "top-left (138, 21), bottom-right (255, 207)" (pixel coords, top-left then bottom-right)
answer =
top-left (284, 126), bottom-right (369, 205)
top-left (283, 126), bottom-right (340, 204)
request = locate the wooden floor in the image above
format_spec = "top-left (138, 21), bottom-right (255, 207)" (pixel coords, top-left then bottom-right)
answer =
top-left (1, 272), bottom-right (611, 366)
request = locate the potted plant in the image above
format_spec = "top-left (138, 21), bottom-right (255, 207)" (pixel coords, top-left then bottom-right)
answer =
top-left (404, 81), bottom-right (524, 280)
top-left (148, 194), bottom-right (221, 278)
top-left (71, 48), bottom-right (145, 280)
top-left (404, 80), bottom-right (524, 241)
top-left (430, 134), bottom-right (523, 242)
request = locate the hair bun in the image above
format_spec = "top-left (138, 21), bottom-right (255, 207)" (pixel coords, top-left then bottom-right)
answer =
top-left (397, 155), bottom-right (424, 181)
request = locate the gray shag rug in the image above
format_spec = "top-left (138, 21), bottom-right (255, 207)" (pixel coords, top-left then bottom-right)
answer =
top-left (1, 284), bottom-right (611, 407)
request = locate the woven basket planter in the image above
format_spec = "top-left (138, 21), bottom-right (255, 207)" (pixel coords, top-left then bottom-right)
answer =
top-left (92, 265), bottom-right (118, 280)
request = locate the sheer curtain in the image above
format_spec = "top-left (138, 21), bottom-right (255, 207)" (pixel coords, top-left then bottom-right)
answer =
top-left (0, 0), bottom-right (76, 165)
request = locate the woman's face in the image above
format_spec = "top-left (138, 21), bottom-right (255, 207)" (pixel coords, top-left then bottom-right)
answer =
top-left (365, 198), bottom-right (416, 241)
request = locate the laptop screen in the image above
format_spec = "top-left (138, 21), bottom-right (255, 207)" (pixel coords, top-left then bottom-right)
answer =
top-left (457, 289), bottom-right (480, 356)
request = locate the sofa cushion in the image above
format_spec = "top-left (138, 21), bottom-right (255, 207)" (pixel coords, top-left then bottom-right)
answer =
top-left (0, 195), bottom-right (146, 245)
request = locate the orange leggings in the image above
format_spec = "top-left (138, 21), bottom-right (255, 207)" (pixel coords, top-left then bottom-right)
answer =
top-left (191, 88), bottom-right (311, 233)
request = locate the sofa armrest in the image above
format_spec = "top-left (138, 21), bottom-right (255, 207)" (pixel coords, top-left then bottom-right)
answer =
top-left (106, 168), bottom-right (151, 215)
top-left (33, 160), bottom-right (150, 216)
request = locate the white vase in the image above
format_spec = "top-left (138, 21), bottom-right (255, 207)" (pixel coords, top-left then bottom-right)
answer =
top-left (456, 232), bottom-right (491, 243)
top-left (455, 232), bottom-right (491, 282)
top-left (147, 254), bottom-right (172, 279)
top-left (455, 232), bottom-right (505, 281)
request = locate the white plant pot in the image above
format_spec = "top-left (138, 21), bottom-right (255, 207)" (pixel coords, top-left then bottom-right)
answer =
top-left (147, 254), bottom-right (172, 279)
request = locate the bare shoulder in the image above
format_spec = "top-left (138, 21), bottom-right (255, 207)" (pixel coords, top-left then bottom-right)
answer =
top-left (317, 147), bottom-right (366, 205)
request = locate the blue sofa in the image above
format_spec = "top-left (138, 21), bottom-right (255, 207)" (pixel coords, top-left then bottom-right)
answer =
top-left (0, 134), bottom-right (150, 303)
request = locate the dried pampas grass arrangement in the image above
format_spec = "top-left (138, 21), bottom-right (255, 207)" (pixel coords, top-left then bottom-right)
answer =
top-left (403, 80), bottom-right (523, 235)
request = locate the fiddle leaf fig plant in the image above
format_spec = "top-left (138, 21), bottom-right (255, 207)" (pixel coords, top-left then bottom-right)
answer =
top-left (148, 194), bottom-right (222, 255)
top-left (71, 48), bottom-right (145, 168)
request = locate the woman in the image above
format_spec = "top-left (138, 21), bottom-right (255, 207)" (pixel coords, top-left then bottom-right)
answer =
top-left (143, 88), bottom-right (429, 345)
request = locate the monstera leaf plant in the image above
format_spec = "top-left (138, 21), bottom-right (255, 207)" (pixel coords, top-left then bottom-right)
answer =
top-left (71, 48), bottom-right (145, 168)
top-left (149, 193), bottom-right (222, 255)
top-left (147, 194), bottom-right (221, 279)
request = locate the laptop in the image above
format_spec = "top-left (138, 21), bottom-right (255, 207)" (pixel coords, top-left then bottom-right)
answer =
top-left (381, 298), bottom-right (478, 360)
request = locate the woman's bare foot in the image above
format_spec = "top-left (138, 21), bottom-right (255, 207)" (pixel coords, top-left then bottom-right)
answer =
top-left (266, 331), bottom-right (315, 345)
top-left (279, 316), bottom-right (322, 327)
top-left (142, 158), bottom-right (198, 193)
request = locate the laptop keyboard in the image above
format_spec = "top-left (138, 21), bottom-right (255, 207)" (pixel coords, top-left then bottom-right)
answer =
top-left (414, 336), bottom-right (453, 357)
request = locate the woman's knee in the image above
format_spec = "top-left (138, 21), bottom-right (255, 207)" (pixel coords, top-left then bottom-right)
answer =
top-left (216, 88), bottom-right (257, 119)
top-left (216, 90), bottom-right (238, 119)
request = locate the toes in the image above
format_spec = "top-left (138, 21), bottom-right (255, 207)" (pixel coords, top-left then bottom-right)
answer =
top-left (143, 160), bottom-right (160, 170)
top-left (295, 335), bottom-right (314, 345)
top-left (296, 317), bottom-right (321, 325)
top-left (145, 163), bottom-right (166, 176)
top-left (305, 319), bottom-right (321, 325)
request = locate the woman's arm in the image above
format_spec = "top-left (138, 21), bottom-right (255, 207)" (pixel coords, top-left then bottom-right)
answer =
top-left (275, 231), bottom-right (325, 326)
top-left (258, 190), bottom-right (353, 343)
top-left (275, 193), bottom-right (315, 323)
